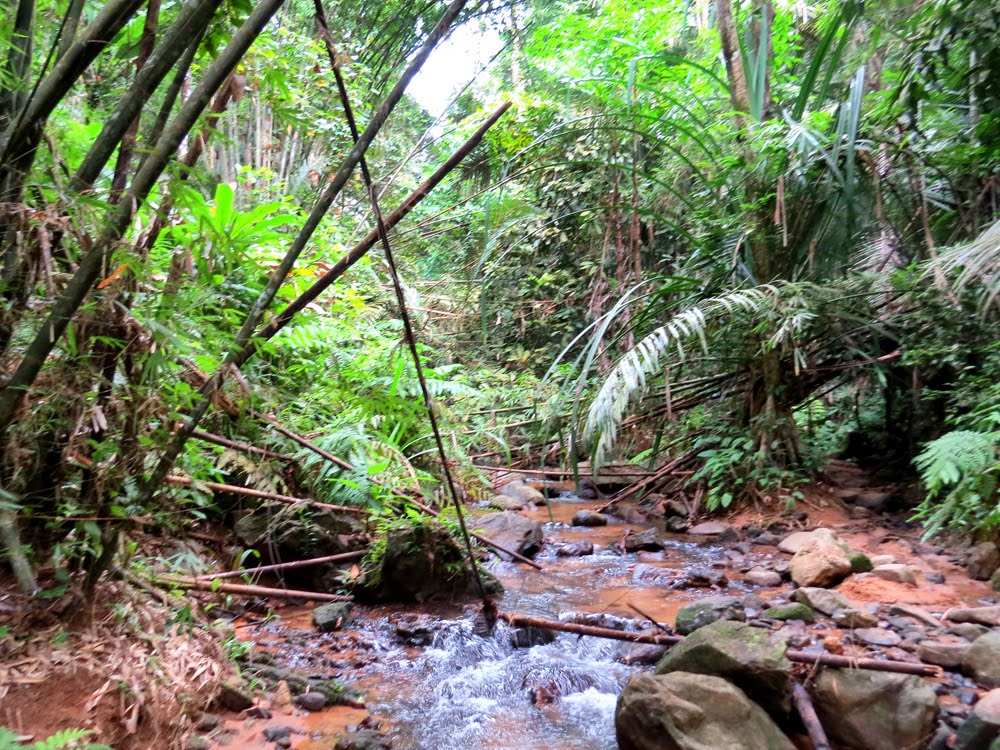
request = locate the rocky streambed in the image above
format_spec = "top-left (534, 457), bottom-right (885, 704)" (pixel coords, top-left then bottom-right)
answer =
top-left (202, 466), bottom-right (1000, 750)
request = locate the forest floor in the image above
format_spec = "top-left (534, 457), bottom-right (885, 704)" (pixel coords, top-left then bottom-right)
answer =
top-left (0, 459), bottom-right (995, 749)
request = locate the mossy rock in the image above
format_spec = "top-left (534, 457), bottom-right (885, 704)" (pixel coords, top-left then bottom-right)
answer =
top-left (850, 552), bottom-right (874, 573)
top-left (763, 603), bottom-right (815, 623)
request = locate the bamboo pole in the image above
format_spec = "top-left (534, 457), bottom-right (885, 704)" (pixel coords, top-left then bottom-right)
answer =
top-left (164, 474), bottom-right (367, 514)
top-left (499, 612), bottom-right (941, 677)
top-left (792, 682), bottom-right (831, 750)
top-left (196, 550), bottom-right (365, 581)
top-left (163, 576), bottom-right (351, 602)
top-left (191, 428), bottom-right (295, 461)
top-left (596, 451), bottom-right (694, 512)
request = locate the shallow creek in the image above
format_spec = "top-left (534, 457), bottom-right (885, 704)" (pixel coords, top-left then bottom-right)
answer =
top-left (236, 495), bottom-right (752, 750)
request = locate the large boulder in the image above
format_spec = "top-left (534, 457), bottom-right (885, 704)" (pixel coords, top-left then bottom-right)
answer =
top-left (964, 631), bottom-right (1000, 687)
top-left (500, 480), bottom-right (545, 506)
top-left (810, 669), bottom-right (938, 750)
top-left (615, 672), bottom-right (795, 750)
top-left (789, 537), bottom-right (852, 587)
top-left (473, 512), bottom-right (543, 560)
top-left (955, 688), bottom-right (1000, 750)
top-left (357, 522), bottom-right (502, 602)
top-left (673, 596), bottom-right (744, 635)
top-left (655, 619), bottom-right (791, 717)
top-left (778, 527), bottom-right (848, 555)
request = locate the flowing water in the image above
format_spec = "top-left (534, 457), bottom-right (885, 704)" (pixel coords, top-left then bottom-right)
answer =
top-left (243, 496), bottom-right (745, 750)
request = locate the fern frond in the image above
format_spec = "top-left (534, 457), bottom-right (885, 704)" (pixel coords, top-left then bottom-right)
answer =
top-left (914, 430), bottom-right (999, 497)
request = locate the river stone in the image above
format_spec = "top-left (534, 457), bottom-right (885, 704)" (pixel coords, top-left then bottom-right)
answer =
top-left (778, 527), bottom-right (846, 555)
top-left (955, 688), bottom-right (1000, 750)
top-left (968, 543), bottom-right (1000, 581)
top-left (948, 606), bottom-right (1000, 627)
top-left (474, 512), bottom-right (543, 559)
top-left (793, 587), bottom-right (856, 616)
top-left (763, 603), bottom-right (815, 623)
top-left (744, 569), bottom-right (782, 587)
top-left (615, 671), bottom-right (795, 750)
top-left (810, 669), bottom-right (938, 750)
top-left (489, 495), bottom-right (526, 511)
top-left (510, 626), bottom-right (557, 648)
top-left (871, 563), bottom-right (918, 585)
top-left (632, 563), bottom-right (676, 586)
top-left (790, 537), bottom-right (852, 587)
top-left (871, 554), bottom-right (897, 566)
top-left (571, 509), bottom-right (608, 527)
top-left (673, 596), bottom-right (744, 635)
top-left (964, 631), bottom-right (1000, 687)
top-left (500, 480), bottom-right (546, 505)
top-left (683, 567), bottom-right (727, 588)
top-left (832, 607), bottom-right (879, 628)
top-left (620, 528), bottom-right (664, 552)
top-left (687, 521), bottom-right (736, 539)
top-left (655, 619), bottom-right (792, 717)
top-left (949, 623), bottom-right (990, 641)
top-left (293, 691), bottom-right (327, 711)
top-left (854, 628), bottom-right (902, 647)
top-left (665, 516), bottom-right (691, 533)
top-left (620, 643), bottom-right (670, 665)
top-left (556, 541), bottom-right (594, 557)
top-left (313, 602), bottom-right (353, 632)
top-left (919, 640), bottom-right (972, 668)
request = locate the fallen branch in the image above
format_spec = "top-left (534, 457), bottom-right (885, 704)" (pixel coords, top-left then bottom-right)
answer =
top-left (792, 681), bottom-right (831, 750)
top-left (191, 429), bottom-right (295, 461)
top-left (597, 451), bottom-right (694, 512)
top-left (164, 474), bottom-right (367, 514)
top-left (195, 550), bottom-right (366, 581)
top-left (161, 576), bottom-right (351, 602)
top-left (499, 612), bottom-right (941, 677)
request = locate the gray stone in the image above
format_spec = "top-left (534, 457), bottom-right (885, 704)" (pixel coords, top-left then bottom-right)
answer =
top-left (263, 726), bottom-right (292, 742)
top-left (964, 631), bottom-right (1000, 687)
top-left (919, 640), bottom-right (972, 668)
top-left (619, 643), bottom-right (670, 665)
top-left (955, 688), bottom-right (1000, 750)
top-left (871, 563), bottom-right (918, 586)
top-left (854, 628), bottom-right (902, 647)
top-left (673, 596), bottom-right (744, 635)
top-left (948, 606), bottom-right (1000, 627)
top-left (969, 543), bottom-right (1000, 581)
top-left (752, 531), bottom-right (782, 546)
top-left (687, 521), bottom-right (735, 538)
top-left (949, 623), bottom-right (990, 641)
top-left (474, 512), bottom-right (544, 559)
top-left (313, 602), bottom-right (353, 632)
top-left (763, 603), bottom-right (815, 623)
top-left (615, 671), bottom-right (795, 750)
top-left (790, 537), bottom-right (852, 588)
top-left (489, 495), bottom-right (525, 511)
top-left (556, 541), bottom-right (594, 557)
top-left (832, 608), bottom-right (879, 628)
top-left (744, 569), bottom-right (782, 587)
top-left (500, 480), bottom-right (545, 505)
top-left (293, 691), bottom-right (327, 711)
top-left (810, 669), bottom-right (938, 750)
top-left (793, 587), bottom-right (855, 616)
top-left (571, 510), bottom-right (608, 527)
top-left (620, 528), bottom-right (664, 552)
top-left (655, 619), bottom-right (792, 717)
top-left (891, 603), bottom-right (945, 630)
top-left (683, 567), bottom-right (727, 588)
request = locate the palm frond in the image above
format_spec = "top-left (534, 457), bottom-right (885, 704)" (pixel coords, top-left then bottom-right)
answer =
top-left (927, 219), bottom-right (1000, 310)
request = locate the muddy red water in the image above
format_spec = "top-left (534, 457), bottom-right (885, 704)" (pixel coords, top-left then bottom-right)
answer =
top-left (229, 491), bottom-right (994, 750)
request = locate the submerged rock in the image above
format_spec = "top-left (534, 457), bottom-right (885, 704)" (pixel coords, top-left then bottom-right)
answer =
top-left (619, 528), bottom-right (664, 553)
top-left (673, 596), bottom-right (744, 635)
top-left (615, 671), bottom-right (795, 750)
top-left (655, 619), bottom-right (792, 717)
top-left (810, 669), bottom-right (938, 750)
top-left (555, 541), bottom-right (594, 557)
top-left (571, 509), bottom-right (608, 527)
top-left (313, 602), bottom-right (353, 632)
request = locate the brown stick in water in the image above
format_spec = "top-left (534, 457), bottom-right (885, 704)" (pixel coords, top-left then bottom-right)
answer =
top-left (792, 681), bottom-right (831, 750)
top-left (162, 576), bottom-right (351, 602)
top-left (195, 550), bottom-right (366, 581)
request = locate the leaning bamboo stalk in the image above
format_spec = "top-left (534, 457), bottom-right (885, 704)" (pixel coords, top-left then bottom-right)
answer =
top-left (596, 451), bottom-right (694, 512)
top-left (792, 682), bottom-right (831, 750)
top-left (164, 474), bottom-right (367, 514)
top-left (499, 612), bottom-right (941, 677)
top-left (196, 550), bottom-right (366, 581)
top-left (191, 428), bottom-right (294, 461)
top-left (162, 576), bottom-right (351, 602)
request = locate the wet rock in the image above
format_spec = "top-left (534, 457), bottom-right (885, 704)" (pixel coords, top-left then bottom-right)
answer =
top-left (392, 613), bottom-right (438, 646)
top-left (790, 537), bottom-right (852, 588)
top-left (619, 643), bottom-right (669, 665)
top-left (655, 619), bottom-right (792, 717)
top-left (489, 495), bottom-right (525, 511)
top-left (294, 691), bottom-right (327, 711)
top-left (562, 612), bottom-right (639, 630)
top-left (947, 606), bottom-right (1000, 627)
top-left (313, 602), bottom-right (353, 632)
top-left (571, 510), bottom-right (608, 527)
top-left (810, 669), bottom-right (938, 750)
top-left (964, 631), bottom-right (1000, 687)
top-left (664, 516), bottom-right (690, 533)
top-left (632, 563), bottom-right (676, 587)
top-left (474, 512), bottom-right (544, 560)
top-left (619, 528), bottom-right (664, 553)
top-left (606, 503), bottom-right (647, 523)
top-left (871, 563), bottom-right (918, 586)
top-left (793, 587), bottom-right (856, 616)
top-left (919, 640), bottom-right (972, 669)
top-left (751, 531), bottom-right (782, 547)
top-left (954, 688), bottom-right (1000, 749)
top-left (556, 541), bottom-right (594, 557)
top-left (683, 567), bottom-right (727, 588)
top-left (673, 596), bottom-right (744, 635)
top-left (687, 521), bottom-right (737, 541)
top-left (615, 671), bottom-right (795, 750)
top-left (854, 628), bottom-right (902, 647)
top-left (763, 603), bottom-right (815, 623)
top-left (500, 480), bottom-right (546, 505)
top-left (744, 569), bottom-right (782, 587)
top-left (510, 626), bottom-right (557, 648)
top-left (968, 543), bottom-right (1000, 581)
top-left (217, 679), bottom-right (254, 711)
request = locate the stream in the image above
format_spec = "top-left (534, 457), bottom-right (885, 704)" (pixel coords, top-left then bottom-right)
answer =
top-left (237, 494), bottom-right (756, 750)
